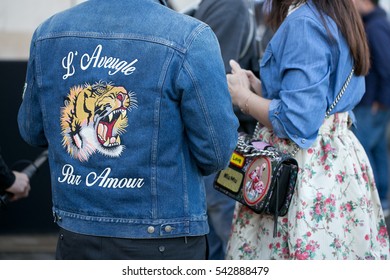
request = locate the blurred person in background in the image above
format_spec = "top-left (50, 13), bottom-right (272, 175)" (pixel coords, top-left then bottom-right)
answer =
top-left (353, 0), bottom-right (390, 218)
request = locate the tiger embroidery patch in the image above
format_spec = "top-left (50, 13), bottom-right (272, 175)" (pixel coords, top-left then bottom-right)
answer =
top-left (60, 81), bottom-right (137, 161)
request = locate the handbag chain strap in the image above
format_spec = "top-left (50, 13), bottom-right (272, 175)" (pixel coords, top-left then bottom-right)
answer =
top-left (240, 67), bottom-right (355, 158)
top-left (236, 135), bottom-right (280, 159)
top-left (325, 68), bottom-right (355, 118)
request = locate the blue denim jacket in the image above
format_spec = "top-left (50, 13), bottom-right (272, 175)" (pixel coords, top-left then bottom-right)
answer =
top-left (17, 0), bottom-right (239, 238)
top-left (261, 1), bottom-right (365, 148)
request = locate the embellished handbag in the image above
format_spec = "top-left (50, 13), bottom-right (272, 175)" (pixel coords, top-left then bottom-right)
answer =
top-left (214, 68), bottom-right (355, 236)
top-left (214, 133), bottom-right (299, 236)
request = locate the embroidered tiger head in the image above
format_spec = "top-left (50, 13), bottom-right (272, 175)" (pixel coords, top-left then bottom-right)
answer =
top-left (60, 81), bottom-right (137, 161)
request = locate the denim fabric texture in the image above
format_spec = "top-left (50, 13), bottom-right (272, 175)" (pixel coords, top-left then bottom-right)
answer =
top-left (17, 0), bottom-right (239, 238)
top-left (262, 1), bottom-right (366, 149)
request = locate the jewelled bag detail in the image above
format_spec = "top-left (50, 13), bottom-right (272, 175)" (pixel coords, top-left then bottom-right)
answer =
top-left (214, 134), bottom-right (298, 237)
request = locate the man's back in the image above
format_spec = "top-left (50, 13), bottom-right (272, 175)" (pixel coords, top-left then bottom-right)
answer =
top-left (18, 0), bottom-right (238, 249)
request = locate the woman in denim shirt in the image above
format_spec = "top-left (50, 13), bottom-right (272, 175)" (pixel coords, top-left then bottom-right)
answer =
top-left (226, 0), bottom-right (390, 259)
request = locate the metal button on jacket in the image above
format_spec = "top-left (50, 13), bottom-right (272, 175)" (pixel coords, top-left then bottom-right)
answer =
top-left (147, 226), bottom-right (155, 234)
top-left (164, 225), bottom-right (172, 233)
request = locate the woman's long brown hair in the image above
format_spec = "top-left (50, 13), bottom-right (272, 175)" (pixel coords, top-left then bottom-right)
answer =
top-left (265, 0), bottom-right (370, 76)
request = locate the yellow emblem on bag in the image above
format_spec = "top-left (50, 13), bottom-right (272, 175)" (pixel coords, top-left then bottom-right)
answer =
top-left (230, 152), bottom-right (245, 168)
top-left (216, 167), bottom-right (244, 193)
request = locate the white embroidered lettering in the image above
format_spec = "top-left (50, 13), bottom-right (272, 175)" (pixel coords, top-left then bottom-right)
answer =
top-left (127, 178), bottom-right (145, 188)
top-left (80, 44), bottom-right (102, 70)
top-left (85, 167), bottom-right (144, 189)
top-left (77, 44), bottom-right (138, 76)
top-left (120, 59), bottom-right (138, 75)
top-left (86, 167), bottom-right (110, 187)
top-left (97, 56), bottom-right (107, 68)
top-left (58, 165), bottom-right (144, 189)
top-left (103, 57), bottom-right (114, 68)
top-left (103, 177), bottom-right (119, 188)
top-left (62, 52), bottom-right (76, 80)
top-left (57, 164), bottom-right (82, 185)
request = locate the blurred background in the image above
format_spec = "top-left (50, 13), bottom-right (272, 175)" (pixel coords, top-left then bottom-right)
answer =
top-left (0, 0), bottom-right (390, 260)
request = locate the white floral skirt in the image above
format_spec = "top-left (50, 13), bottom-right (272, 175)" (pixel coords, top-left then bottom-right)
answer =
top-left (226, 113), bottom-right (390, 259)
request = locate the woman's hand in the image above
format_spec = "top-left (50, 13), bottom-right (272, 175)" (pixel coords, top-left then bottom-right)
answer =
top-left (226, 60), bottom-right (254, 109)
top-left (246, 69), bottom-right (262, 96)
top-left (7, 171), bottom-right (30, 201)
top-left (226, 60), bottom-right (272, 128)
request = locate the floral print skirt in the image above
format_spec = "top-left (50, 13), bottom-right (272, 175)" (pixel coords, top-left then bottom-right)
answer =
top-left (226, 113), bottom-right (390, 259)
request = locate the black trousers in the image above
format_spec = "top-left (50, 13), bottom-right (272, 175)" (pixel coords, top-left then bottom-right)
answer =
top-left (56, 227), bottom-right (207, 260)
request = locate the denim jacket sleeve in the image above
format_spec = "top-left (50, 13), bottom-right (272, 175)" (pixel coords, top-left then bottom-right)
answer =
top-left (18, 28), bottom-right (48, 148)
top-left (265, 15), bottom-right (333, 148)
top-left (177, 26), bottom-right (239, 175)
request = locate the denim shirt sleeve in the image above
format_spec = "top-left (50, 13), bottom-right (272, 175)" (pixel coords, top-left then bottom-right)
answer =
top-left (17, 29), bottom-right (48, 148)
top-left (177, 26), bottom-right (239, 175)
top-left (266, 15), bottom-right (333, 149)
